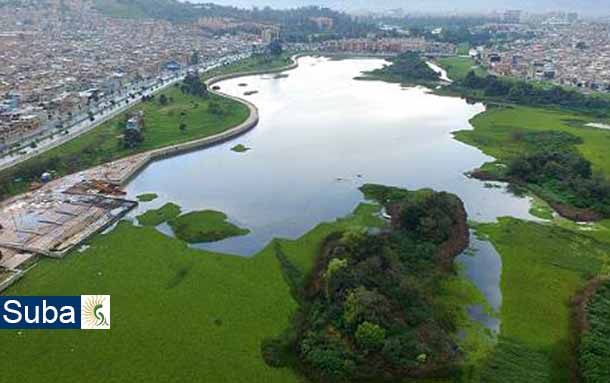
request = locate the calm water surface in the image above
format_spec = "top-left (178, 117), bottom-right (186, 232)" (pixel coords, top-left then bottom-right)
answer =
top-left (126, 56), bottom-right (534, 330)
top-left (127, 56), bottom-right (534, 256)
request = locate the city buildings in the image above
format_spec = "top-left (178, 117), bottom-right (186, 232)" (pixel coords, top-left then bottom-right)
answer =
top-left (474, 19), bottom-right (610, 92)
top-left (319, 37), bottom-right (455, 56)
top-left (0, 0), bottom-right (263, 146)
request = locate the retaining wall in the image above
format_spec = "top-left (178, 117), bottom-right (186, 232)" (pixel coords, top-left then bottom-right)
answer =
top-left (116, 55), bottom-right (301, 186)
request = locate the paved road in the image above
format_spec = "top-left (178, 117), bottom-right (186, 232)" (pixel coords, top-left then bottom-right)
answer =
top-left (0, 53), bottom-right (250, 173)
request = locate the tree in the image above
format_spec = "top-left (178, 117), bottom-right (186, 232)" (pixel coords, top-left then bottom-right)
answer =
top-left (123, 128), bottom-right (143, 149)
top-left (324, 258), bottom-right (347, 298)
top-left (159, 94), bottom-right (168, 106)
top-left (268, 39), bottom-right (283, 56)
top-left (182, 72), bottom-right (208, 97)
top-left (507, 157), bottom-right (533, 180)
top-left (355, 322), bottom-right (386, 351)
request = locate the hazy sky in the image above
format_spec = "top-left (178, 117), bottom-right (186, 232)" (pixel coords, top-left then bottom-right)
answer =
top-left (191, 0), bottom-right (610, 15)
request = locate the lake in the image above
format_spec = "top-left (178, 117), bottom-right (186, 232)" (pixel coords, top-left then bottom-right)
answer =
top-left (126, 56), bottom-right (538, 331)
top-left (127, 56), bottom-right (534, 255)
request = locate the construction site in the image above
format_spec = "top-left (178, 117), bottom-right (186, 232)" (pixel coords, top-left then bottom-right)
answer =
top-left (0, 155), bottom-right (143, 291)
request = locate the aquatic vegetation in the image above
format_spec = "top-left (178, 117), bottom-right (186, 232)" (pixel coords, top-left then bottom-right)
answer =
top-left (168, 210), bottom-right (250, 243)
top-left (578, 280), bottom-right (610, 383)
top-left (456, 106), bottom-right (610, 220)
top-left (528, 196), bottom-right (554, 220)
top-left (136, 193), bottom-right (158, 202)
top-left (136, 202), bottom-right (181, 226)
top-left (475, 218), bottom-right (610, 382)
top-left (0, 200), bottom-right (388, 383)
top-left (231, 144), bottom-right (251, 153)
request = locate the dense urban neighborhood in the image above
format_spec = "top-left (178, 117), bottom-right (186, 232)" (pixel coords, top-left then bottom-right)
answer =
top-left (2, 1), bottom-right (610, 155)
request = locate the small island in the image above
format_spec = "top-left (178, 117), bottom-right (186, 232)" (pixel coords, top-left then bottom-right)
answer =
top-left (137, 203), bottom-right (181, 226)
top-left (263, 184), bottom-right (470, 382)
top-left (168, 210), bottom-right (250, 243)
top-left (358, 51), bottom-right (441, 86)
top-left (231, 144), bottom-right (251, 153)
top-left (136, 193), bottom-right (158, 202)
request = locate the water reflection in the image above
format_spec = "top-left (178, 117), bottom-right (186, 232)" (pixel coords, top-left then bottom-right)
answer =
top-left (457, 232), bottom-right (503, 333)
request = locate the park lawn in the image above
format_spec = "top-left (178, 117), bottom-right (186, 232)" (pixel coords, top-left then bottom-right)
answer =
top-left (437, 56), bottom-right (487, 81)
top-left (454, 105), bottom-right (610, 175)
top-left (475, 218), bottom-right (609, 383)
top-left (168, 210), bottom-right (250, 243)
top-left (0, 202), bottom-right (386, 383)
top-left (1, 87), bottom-right (249, 196)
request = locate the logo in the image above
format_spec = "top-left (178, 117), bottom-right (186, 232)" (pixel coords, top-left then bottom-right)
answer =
top-left (81, 295), bottom-right (111, 330)
top-left (0, 296), bottom-right (110, 330)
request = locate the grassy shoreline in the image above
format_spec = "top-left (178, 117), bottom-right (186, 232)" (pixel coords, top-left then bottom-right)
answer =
top-left (0, 191), bottom-right (489, 382)
top-left (203, 53), bottom-right (295, 82)
top-left (0, 53), bottom-right (297, 199)
top-left (0, 90), bottom-right (249, 198)
top-left (453, 105), bottom-right (610, 220)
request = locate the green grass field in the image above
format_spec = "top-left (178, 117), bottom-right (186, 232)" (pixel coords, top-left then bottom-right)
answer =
top-left (474, 218), bottom-right (610, 382)
top-left (1, 88), bottom-right (249, 196)
top-left (437, 57), bottom-right (487, 81)
top-left (455, 105), bottom-right (610, 176)
top-left (0, 203), bottom-right (386, 383)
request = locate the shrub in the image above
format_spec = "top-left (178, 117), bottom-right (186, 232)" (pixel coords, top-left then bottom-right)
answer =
top-left (355, 321), bottom-right (386, 351)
